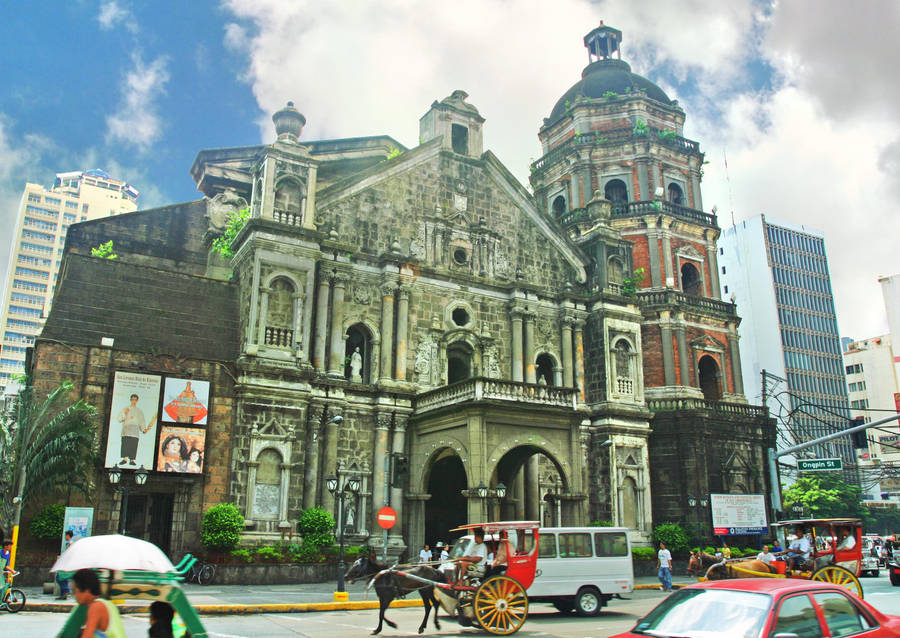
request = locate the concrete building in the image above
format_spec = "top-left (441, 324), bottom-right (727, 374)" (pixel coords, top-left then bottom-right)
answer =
top-left (719, 215), bottom-right (857, 484)
top-left (0, 170), bottom-right (138, 391)
top-left (30, 25), bottom-right (774, 557)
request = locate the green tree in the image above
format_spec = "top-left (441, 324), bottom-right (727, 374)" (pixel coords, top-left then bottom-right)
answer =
top-left (29, 503), bottom-right (65, 541)
top-left (782, 474), bottom-right (867, 519)
top-left (0, 377), bottom-right (97, 559)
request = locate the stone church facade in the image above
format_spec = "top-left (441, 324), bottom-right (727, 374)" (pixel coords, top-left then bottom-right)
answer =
top-left (32, 24), bottom-right (774, 557)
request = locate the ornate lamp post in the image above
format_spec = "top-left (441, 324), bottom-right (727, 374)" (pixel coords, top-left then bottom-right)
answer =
top-left (468, 482), bottom-right (507, 520)
top-left (687, 494), bottom-right (709, 545)
top-left (107, 466), bottom-right (149, 535)
top-left (326, 469), bottom-right (361, 593)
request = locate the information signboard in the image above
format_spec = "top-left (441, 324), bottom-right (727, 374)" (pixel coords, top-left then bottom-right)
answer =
top-left (710, 493), bottom-right (768, 536)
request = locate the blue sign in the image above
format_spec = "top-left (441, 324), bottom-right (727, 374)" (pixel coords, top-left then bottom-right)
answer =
top-left (61, 507), bottom-right (94, 553)
top-left (729, 526), bottom-right (767, 535)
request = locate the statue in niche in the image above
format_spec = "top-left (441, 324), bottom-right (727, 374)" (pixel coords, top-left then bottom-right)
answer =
top-left (349, 347), bottom-right (363, 382)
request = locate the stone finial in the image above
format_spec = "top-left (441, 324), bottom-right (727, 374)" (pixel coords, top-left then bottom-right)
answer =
top-left (390, 239), bottom-right (402, 253)
top-left (329, 228), bottom-right (339, 240)
top-left (272, 101), bottom-right (306, 143)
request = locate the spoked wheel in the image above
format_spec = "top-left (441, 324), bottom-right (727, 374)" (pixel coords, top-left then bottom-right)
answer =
top-left (811, 565), bottom-right (864, 599)
top-left (473, 575), bottom-right (529, 635)
top-left (197, 563), bottom-right (215, 585)
top-left (4, 588), bottom-right (26, 612)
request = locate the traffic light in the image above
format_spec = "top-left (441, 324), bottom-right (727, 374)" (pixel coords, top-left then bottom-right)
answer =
top-left (391, 453), bottom-right (408, 489)
top-left (850, 417), bottom-right (868, 449)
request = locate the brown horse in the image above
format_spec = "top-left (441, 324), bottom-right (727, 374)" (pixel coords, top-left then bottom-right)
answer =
top-left (688, 551), bottom-right (776, 580)
top-left (346, 554), bottom-right (444, 635)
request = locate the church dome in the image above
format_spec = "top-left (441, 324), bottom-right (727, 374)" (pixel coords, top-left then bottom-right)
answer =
top-left (548, 58), bottom-right (673, 122)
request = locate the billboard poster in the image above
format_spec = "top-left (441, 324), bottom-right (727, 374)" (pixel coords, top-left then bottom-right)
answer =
top-left (61, 507), bottom-right (94, 553)
top-left (710, 493), bottom-right (768, 535)
top-left (161, 378), bottom-right (210, 425)
top-left (104, 371), bottom-right (162, 469)
top-left (156, 425), bottom-right (206, 474)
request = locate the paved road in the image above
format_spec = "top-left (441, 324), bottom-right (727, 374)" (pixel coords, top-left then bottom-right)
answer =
top-left (11, 572), bottom-right (899, 637)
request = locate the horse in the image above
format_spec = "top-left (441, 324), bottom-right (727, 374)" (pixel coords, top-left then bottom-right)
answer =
top-left (345, 554), bottom-right (444, 635)
top-left (688, 551), bottom-right (776, 580)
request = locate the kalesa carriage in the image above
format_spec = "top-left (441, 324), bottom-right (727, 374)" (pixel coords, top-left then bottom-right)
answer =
top-left (692, 518), bottom-right (867, 599)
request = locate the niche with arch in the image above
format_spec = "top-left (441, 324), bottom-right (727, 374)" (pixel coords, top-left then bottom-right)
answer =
top-left (344, 323), bottom-right (373, 383)
top-left (681, 262), bottom-right (702, 296)
top-left (273, 177), bottom-right (304, 225)
top-left (667, 182), bottom-right (684, 205)
top-left (447, 341), bottom-right (474, 384)
top-left (551, 194), bottom-right (567, 217)
top-left (251, 448), bottom-right (283, 520)
top-left (265, 277), bottom-right (296, 349)
top-left (535, 353), bottom-right (557, 386)
top-left (604, 178), bottom-right (628, 204)
top-left (613, 339), bottom-right (635, 395)
top-left (698, 355), bottom-right (722, 401)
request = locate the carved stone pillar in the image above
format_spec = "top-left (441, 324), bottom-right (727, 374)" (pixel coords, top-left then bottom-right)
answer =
top-left (661, 233), bottom-right (673, 287)
top-left (328, 274), bottom-right (347, 375)
top-left (303, 404), bottom-right (326, 508)
top-left (675, 313), bottom-right (691, 386)
top-left (561, 315), bottom-right (574, 388)
top-left (322, 409), bottom-right (341, 513)
top-left (372, 413), bottom-right (391, 516)
top-left (313, 273), bottom-right (330, 369)
top-left (647, 230), bottom-right (662, 287)
top-left (574, 320), bottom-right (586, 402)
top-left (524, 312), bottom-right (536, 384)
top-left (379, 282), bottom-right (395, 383)
top-left (659, 312), bottom-right (677, 386)
top-left (707, 242), bottom-right (721, 299)
top-left (727, 324), bottom-right (744, 395)
top-left (257, 286), bottom-right (271, 346)
top-left (510, 305), bottom-right (524, 382)
top-left (525, 456), bottom-right (539, 520)
top-left (395, 287), bottom-right (409, 380)
top-left (390, 416), bottom-right (407, 542)
top-left (292, 292), bottom-right (304, 357)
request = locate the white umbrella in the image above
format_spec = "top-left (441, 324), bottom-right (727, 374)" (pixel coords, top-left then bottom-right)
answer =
top-left (51, 534), bottom-right (176, 573)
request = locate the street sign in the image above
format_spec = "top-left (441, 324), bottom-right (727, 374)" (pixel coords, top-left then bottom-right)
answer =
top-left (797, 458), bottom-right (842, 471)
top-left (377, 506), bottom-right (397, 529)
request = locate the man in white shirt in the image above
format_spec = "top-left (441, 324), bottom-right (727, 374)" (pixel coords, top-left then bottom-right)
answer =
top-left (756, 545), bottom-right (775, 566)
top-left (457, 529), bottom-right (488, 585)
top-left (780, 526), bottom-right (812, 571)
top-left (657, 541), bottom-right (673, 592)
top-left (419, 544), bottom-right (432, 563)
top-left (836, 527), bottom-right (856, 551)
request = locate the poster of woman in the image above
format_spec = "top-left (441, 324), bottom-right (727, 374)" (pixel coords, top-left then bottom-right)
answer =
top-left (104, 372), bottom-right (161, 469)
top-left (156, 425), bottom-right (206, 474)
top-left (161, 378), bottom-right (210, 425)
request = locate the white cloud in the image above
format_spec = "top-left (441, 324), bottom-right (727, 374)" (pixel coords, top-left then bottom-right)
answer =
top-left (105, 54), bottom-right (170, 151)
top-left (97, 1), bottom-right (137, 34)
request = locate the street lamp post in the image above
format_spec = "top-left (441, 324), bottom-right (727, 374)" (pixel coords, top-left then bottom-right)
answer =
top-left (686, 494), bottom-right (709, 546)
top-left (326, 469), bottom-right (360, 593)
top-left (473, 481), bottom-right (507, 520)
top-left (107, 466), bottom-right (149, 535)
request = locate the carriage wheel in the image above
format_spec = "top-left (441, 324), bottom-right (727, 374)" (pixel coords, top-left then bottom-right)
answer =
top-left (473, 575), bottom-right (529, 635)
top-left (811, 565), bottom-right (864, 599)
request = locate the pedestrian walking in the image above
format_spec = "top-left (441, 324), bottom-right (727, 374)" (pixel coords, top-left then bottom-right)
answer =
top-left (56, 530), bottom-right (74, 599)
top-left (657, 541), bottom-right (673, 592)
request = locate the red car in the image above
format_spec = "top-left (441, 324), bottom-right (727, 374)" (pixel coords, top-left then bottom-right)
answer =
top-left (610, 579), bottom-right (900, 637)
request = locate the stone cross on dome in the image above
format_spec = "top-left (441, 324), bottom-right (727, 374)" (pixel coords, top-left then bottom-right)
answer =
top-left (583, 21), bottom-right (623, 62)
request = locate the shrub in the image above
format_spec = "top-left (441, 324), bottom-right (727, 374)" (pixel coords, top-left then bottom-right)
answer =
top-left (230, 548), bottom-right (252, 563)
top-left (30, 503), bottom-right (65, 541)
top-left (703, 546), bottom-right (717, 556)
top-left (632, 547), bottom-right (656, 560)
top-left (254, 546), bottom-right (284, 562)
top-left (589, 520), bottom-right (615, 527)
top-left (652, 523), bottom-right (689, 554)
top-left (297, 507), bottom-right (335, 549)
top-left (200, 503), bottom-right (244, 552)
top-left (211, 207), bottom-right (250, 260)
top-left (292, 543), bottom-right (327, 563)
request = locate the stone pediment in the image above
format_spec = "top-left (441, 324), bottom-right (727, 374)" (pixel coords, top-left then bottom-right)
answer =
top-left (690, 334), bottom-right (725, 351)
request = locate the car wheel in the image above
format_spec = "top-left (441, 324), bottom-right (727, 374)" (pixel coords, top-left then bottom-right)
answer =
top-left (890, 571), bottom-right (900, 586)
top-left (574, 587), bottom-right (602, 617)
top-left (553, 599), bottom-right (574, 614)
top-left (873, 570), bottom-right (880, 578)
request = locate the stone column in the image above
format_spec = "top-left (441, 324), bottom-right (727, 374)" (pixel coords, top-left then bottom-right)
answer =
top-left (574, 320), bottom-right (586, 403)
top-left (395, 286), bottom-right (409, 380)
top-left (661, 233), bottom-right (673, 287)
top-left (513, 469), bottom-right (525, 520)
top-left (372, 413), bottom-right (391, 515)
top-left (322, 409), bottom-right (341, 514)
top-left (561, 316), bottom-right (574, 388)
top-left (646, 230), bottom-right (662, 287)
top-left (707, 242), bottom-right (721, 299)
top-left (292, 292), bottom-right (304, 356)
top-left (313, 274), bottom-right (331, 369)
top-left (659, 312), bottom-right (676, 386)
top-left (674, 313), bottom-right (691, 386)
top-left (524, 312), bottom-right (536, 384)
top-left (510, 305), bottom-right (524, 382)
top-left (303, 404), bottom-right (326, 508)
top-left (390, 416), bottom-right (407, 542)
top-left (257, 286), bottom-right (271, 346)
top-left (524, 456), bottom-right (539, 520)
top-left (379, 282), bottom-right (396, 383)
top-left (727, 324), bottom-right (744, 395)
top-left (637, 160), bottom-right (649, 200)
top-left (327, 274), bottom-right (347, 375)
top-left (691, 171), bottom-right (703, 211)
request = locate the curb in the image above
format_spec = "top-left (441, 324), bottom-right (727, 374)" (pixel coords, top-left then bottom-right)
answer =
top-left (634, 583), bottom-right (688, 590)
top-left (25, 598), bottom-right (425, 615)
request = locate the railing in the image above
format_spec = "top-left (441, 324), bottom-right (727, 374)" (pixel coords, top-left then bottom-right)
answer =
top-left (647, 397), bottom-right (768, 417)
top-left (415, 377), bottom-right (578, 414)
top-left (272, 208), bottom-right (302, 226)
top-left (637, 289), bottom-right (738, 317)
top-left (616, 377), bottom-right (634, 395)
top-left (611, 200), bottom-right (717, 227)
top-left (264, 326), bottom-right (294, 348)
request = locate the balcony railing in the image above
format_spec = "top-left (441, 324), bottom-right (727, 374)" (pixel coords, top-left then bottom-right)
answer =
top-left (415, 377), bottom-right (578, 414)
top-left (647, 397), bottom-right (768, 418)
top-left (264, 326), bottom-right (294, 348)
top-left (612, 200), bottom-right (717, 227)
top-left (272, 208), bottom-right (302, 226)
top-left (637, 289), bottom-right (738, 317)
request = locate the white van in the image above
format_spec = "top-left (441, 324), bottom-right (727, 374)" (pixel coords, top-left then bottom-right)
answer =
top-left (528, 526), bottom-right (634, 616)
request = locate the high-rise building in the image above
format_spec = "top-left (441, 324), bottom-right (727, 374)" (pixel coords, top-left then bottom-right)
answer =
top-left (718, 215), bottom-right (857, 483)
top-left (0, 169), bottom-right (139, 390)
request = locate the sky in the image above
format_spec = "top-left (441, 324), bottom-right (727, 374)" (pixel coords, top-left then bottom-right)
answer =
top-left (1, 0), bottom-right (898, 343)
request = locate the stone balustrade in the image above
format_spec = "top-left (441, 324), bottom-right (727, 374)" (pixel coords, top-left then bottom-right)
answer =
top-left (647, 397), bottom-right (767, 417)
top-left (415, 377), bottom-right (578, 414)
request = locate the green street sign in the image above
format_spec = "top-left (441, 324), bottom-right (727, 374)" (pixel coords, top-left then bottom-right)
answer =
top-left (797, 458), bottom-right (842, 472)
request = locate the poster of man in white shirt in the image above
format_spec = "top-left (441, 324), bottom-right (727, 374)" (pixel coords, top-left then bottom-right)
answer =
top-left (103, 372), bottom-right (161, 469)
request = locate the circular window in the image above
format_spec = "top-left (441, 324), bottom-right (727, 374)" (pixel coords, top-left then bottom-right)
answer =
top-left (452, 307), bottom-right (470, 327)
top-left (453, 248), bottom-right (469, 265)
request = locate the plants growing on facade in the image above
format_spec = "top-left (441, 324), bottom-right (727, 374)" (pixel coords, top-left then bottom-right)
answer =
top-left (200, 503), bottom-right (245, 552)
top-left (603, 90), bottom-right (618, 100)
top-left (657, 129), bottom-right (676, 142)
top-left (632, 119), bottom-right (649, 137)
top-left (210, 207), bottom-right (250, 260)
top-left (386, 147), bottom-right (402, 160)
top-left (621, 267), bottom-right (646, 296)
top-left (90, 240), bottom-right (117, 259)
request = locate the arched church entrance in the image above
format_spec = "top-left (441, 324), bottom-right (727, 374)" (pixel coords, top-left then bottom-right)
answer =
top-left (494, 446), bottom-right (570, 527)
top-left (424, 450), bottom-right (468, 546)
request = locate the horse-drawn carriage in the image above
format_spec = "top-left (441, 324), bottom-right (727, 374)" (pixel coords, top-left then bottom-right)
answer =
top-left (690, 518), bottom-right (866, 599)
top-left (347, 520), bottom-right (540, 635)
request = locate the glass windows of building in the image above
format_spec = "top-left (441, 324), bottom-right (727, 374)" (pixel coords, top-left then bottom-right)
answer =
top-left (65, 201), bottom-right (78, 209)
top-left (44, 196), bottom-right (61, 206)
top-left (63, 213), bottom-right (76, 223)
top-left (22, 229), bottom-right (55, 243)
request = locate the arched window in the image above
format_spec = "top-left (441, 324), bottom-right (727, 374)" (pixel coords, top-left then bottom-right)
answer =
top-left (552, 195), bottom-right (567, 217)
top-left (344, 323), bottom-right (372, 383)
top-left (681, 262), bottom-right (702, 296)
top-left (621, 476), bottom-right (638, 529)
top-left (447, 342), bottom-right (473, 384)
top-left (614, 340), bottom-right (634, 395)
top-left (608, 257), bottom-right (625, 285)
top-left (265, 278), bottom-right (295, 348)
top-left (604, 179), bottom-right (628, 204)
top-left (698, 355), bottom-right (722, 401)
top-left (273, 178), bottom-right (303, 224)
top-left (667, 182), bottom-right (684, 205)
top-left (252, 448), bottom-right (283, 520)
top-left (535, 353), bottom-right (555, 386)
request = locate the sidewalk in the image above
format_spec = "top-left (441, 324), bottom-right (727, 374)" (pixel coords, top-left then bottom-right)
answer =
top-left (22, 575), bottom-right (695, 614)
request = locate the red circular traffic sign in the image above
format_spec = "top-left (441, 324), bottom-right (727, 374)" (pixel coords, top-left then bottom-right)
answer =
top-left (377, 506), bottom-right (397, 530)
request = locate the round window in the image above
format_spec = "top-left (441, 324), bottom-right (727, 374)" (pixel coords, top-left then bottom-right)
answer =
top-left (452, 307), bottom-right (470, 327)
top-left (453, 248), bottom-right (469, 265)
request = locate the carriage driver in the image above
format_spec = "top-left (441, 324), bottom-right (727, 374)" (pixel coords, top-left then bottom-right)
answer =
top-left (455, 528), bottom-right (488, 585)
top-left (777, 525), bottom-right (812, 571)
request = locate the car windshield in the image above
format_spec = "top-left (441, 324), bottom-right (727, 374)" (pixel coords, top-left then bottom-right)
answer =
top-left (632, 588), bottom-right (772, 638)
top-left (449, 536), bottom-right (473, 560)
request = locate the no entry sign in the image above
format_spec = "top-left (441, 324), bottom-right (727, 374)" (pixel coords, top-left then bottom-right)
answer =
top-left (377, 506), bottom-right (397, 530)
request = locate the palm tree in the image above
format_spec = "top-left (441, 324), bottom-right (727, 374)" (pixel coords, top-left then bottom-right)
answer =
top-left (0, 376), bottom-right (97, 562)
